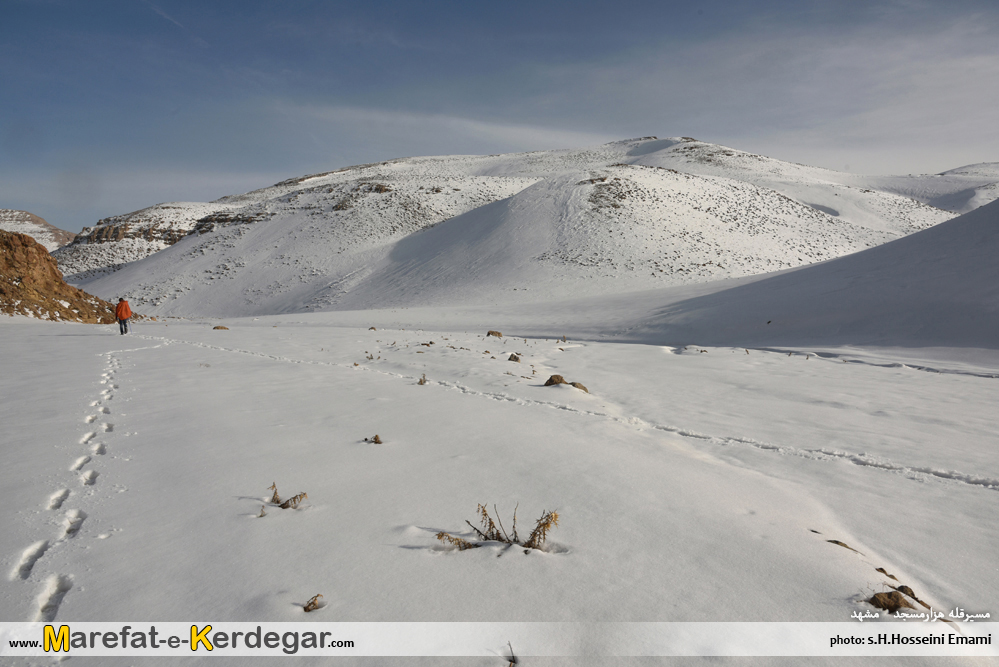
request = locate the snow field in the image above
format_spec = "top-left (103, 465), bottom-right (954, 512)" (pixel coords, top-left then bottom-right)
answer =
top-left (3, 317), bottom-right (995, 667)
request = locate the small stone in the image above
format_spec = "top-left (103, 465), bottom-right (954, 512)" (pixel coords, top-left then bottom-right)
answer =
top-left (868, 591), bottom-right (915, 613)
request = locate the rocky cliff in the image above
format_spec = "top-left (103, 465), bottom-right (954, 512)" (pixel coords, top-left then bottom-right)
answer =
top-left (1, 230), bottom-right (118, 323)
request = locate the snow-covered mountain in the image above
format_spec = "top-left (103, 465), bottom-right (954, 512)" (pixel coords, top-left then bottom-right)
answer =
top-left (0, 209), bottom-right (75, 252)
top-left (71, 136), bottom-right (989, 317)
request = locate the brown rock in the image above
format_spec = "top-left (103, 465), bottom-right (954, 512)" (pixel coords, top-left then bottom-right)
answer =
top-left (868, 591), bottom-right (915, 613)
top-left (213, 325), bottom-right (229, 330)
top-left (570, 382), bottom-right (589, 393)
top-left (544, 375), bottom-right (567, 386)
top-left (487, 330), bottom-right (503, 338)
top-left (508, 354), bottom-right (521, 362)
top-left (0, 231), bottom-right (118, 323)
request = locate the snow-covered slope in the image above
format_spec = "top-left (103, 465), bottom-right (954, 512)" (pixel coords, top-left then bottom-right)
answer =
top-left (331, 167), bottom-right (902, 309)
top-left (78, 137), bottom-right (969, 316)
top-left (0, 209), bottom-right (75, 252)
top-left (620, 196), bottom-right (999, 349)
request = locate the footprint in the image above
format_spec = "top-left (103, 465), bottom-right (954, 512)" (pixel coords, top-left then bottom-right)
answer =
top-left (85, 415), bottom-right (97, 423)
top-left (64, 509), bottom-right (87, 537)
top-left (35, 574), bottom-right (73, 622)
top-left (80, 470), bottom-right (98, 486)
top-left (101, 406), bottom-right (110, 414)
top-left (89, 400), bottom-right (100, 407)
top-left (79, 432), bottom-right (96, 445)
top-left (69, 456), bottom-right (91, 472)
top-left (48, 489), bottom-right (70, 510)
top-left (91, 443), bottom-right (106, 455)
top-left (103, 423), bottom-right (114, 433)
top-left (11, 541), bottom-right (50, 581)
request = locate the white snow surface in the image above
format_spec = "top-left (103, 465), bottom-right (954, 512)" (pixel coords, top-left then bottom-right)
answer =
top-left (2, 308), bottom-right (996, 665)
top-left (4, 200), bottom-right (999, 666)
top-left (4, 139), bottom-right (999, 665)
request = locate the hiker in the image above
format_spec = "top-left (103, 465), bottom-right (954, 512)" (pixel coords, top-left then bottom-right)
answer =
top-left (115, 298), bottom-right (132, 335)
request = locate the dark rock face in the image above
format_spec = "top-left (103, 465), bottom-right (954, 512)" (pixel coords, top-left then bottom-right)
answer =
top-left (0, 231), bottom-right (117, 323)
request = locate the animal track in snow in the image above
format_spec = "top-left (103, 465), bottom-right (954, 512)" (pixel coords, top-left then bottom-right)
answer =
top-left (48, 489), bottom-right (70, 510)
top-left (102, 423), bottom-right (114, 432)
top-left (100, 406), bottom-right (110, 414)
top-left (85, 415), bottom-right (97, 423)
top-left (91, 442), bottom-right (106, 455)
top-left (79, 432), bottom-right (96, 444)
top-left (80, 470), bottom-right (99, 486)
top-left (11, 541), bottom-right (50, 581)
top-left (63, 509), bottom-right (87, 537)
top-left (69, 456), bottom-right (91, 472)
top-left (35, 574), bottom-right (73, 622)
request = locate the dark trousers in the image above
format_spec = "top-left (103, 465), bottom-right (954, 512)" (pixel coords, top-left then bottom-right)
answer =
top-left (118, 318), bottom-right (129, 334)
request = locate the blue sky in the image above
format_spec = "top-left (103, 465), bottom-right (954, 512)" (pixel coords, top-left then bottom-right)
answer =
top-left (2, 0), bottom-right (998, 232)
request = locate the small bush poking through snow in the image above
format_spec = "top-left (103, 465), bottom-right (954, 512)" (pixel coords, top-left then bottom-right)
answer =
top-left (364, 434), bottom-right (383, 444)
top-left (303, 594), bottom-right (323, 612)
top-left (417, 373), bottom-right (428, 385)
top-left (268, 482), bottom-right (280, 504)
top-left (436, 504), bottom-right (560, 552)
top-left (280, 492), bottom-right (308, 509)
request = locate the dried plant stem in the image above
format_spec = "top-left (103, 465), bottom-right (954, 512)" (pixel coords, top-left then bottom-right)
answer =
top-left (280, 492), bottom-right (308, 509)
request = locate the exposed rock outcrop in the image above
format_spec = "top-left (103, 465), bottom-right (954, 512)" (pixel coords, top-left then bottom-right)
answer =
top-left (1, 231), bottom-right (117, 323)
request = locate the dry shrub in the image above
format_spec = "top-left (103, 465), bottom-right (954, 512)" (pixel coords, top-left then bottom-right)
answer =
top-left (304, 594), bottom-right (323, 612)
top-left (280, 492), bottom-right (308, 509)
top-left (417, 373), bottom-right (428, 385)
top-left (364, 435), bottom-right (383, 444)
top-left (268, 482), bottom-right (280, 504)
top-left (435, 532), bottom-right (478, 550)
top-left (435, 504), bottom-right (560, 552)
top-left (524, 510), bottom-right (559, 549)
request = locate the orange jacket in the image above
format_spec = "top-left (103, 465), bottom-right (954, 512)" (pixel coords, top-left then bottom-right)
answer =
top-left (115, 301), bottom-right (132, 320)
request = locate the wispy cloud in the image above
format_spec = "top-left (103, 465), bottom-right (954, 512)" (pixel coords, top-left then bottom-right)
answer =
top-left (140, 0), bottom-right (210, 47)
top-left (285, 104), bottom-right (616, 157)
